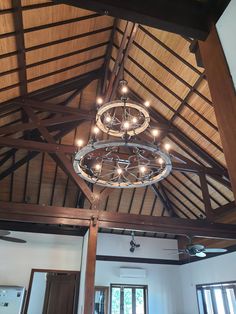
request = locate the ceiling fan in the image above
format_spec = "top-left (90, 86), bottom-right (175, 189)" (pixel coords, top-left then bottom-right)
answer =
top-left (165, 236), bottom-right (227, 258)
top-left (0, 230), bottom-right (26, 243)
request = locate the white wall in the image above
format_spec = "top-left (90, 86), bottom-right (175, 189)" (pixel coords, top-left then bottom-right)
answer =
top-left (96, 234), bottom-right (182, 314)
top-left (180, 251), bottom-right (236, 314)
top-left (217, 0), bottom-right (236, 89)
top-left (97, 233), bottom-right (179, 260)
top-left (0, 231), bottom-right (83, 288)
top-left (95, 261), bottom-right (183, 314)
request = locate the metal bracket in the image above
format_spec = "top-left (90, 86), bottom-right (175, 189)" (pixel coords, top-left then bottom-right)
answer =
top-left (91, 215), bottom-right (98, 227)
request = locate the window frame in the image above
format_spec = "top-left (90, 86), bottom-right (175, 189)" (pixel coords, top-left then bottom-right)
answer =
top-left (196, 280), bottom-right (236, 314)
top-left (110, 283), bottom-right (148, 314)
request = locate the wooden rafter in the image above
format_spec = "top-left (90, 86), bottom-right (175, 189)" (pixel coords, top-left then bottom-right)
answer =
top-left (105, 21), bottom-right (134, 101)
top-left (151, 184), bottom-right (177, 217)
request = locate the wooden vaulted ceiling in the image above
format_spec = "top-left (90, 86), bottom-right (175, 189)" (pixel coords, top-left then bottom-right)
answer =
top-left (0, 0), bottom-right (235, 240)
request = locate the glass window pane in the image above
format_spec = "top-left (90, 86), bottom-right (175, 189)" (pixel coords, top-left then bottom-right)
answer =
top-left (226, 289), bottom-right (236, 314)
top-left (204, 289), bottom-right (214, 314)
top-left (214, 289), bottom-right (226, 314)
top-left (111, 288), bottom-right (121, 314)
top-left (124, 288), bottom-right (132, 314)
top-left (136, 288), bottom-right (145, 314)
top-left (197, 290), bottom-right (205, 314)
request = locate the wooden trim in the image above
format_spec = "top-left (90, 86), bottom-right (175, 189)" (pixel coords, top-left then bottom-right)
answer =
top-left (96, 255), bottom-right (180, 265)
top-left (24, 269), bottom-right (80, 314)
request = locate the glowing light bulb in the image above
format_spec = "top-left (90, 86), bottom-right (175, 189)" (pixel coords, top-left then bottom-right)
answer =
top-left (93, 126), bottom-right (100, 135)
top-left (140, 166), bottom-right (146, 173)
top-left (96, 97), bottom-right (103, 105)
top-left (132, 117), bottom-right (138, 124)
top-left (117, 168), bottom-right (123, 175)
top-left (164, 143), bottom-right (171, 151)
top-left (151, 129), bottom-right (159, 137)
top-left (105, 116), bottom-right (112, 123)
top-left (144, 101), bottom-right (150, 107)
top-left (123, 121), bottom-right (130, 129)
top-left (121, 85), bottom-right (128, 94)
top-left (158, 158), bottom-right (164, 165)
top-left (76, 139), bottom-right (84, 147)
top-left (95, 163), bottom-right (101, 171)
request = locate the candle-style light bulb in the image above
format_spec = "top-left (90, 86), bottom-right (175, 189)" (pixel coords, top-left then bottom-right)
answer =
top-left (164, 143), bottom-right (171, 151)
top-left (76, 139), bottom-right (84, 147)
top-left (123, 121), bottom-right (130, 129)
top-left (95, 163), bottom-right (101, 171)
top-left (93, 126), bottom-right (100, 135)
top-left (117, 168), bottom-right (123, 175)
top-left (151, 129), bottom-right (159, 137)
top-left (96, 97), bottom-right (103, 105)
top-left (140, 166), bottom-right (146, 173)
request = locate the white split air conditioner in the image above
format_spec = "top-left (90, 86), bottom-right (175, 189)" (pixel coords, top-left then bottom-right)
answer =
top-left (119, 267), bottom-right (146, 278)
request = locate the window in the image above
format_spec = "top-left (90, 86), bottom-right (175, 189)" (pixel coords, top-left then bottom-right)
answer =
top-left (197, 281), bottom-right (236, 314)
top-left (110, 284), bottom-right (147, 314)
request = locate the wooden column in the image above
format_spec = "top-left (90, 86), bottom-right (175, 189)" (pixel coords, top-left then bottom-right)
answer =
top-left (84, 217), bottom-right (99, 314)
top-left (199, 25), bottom-right (236, 199)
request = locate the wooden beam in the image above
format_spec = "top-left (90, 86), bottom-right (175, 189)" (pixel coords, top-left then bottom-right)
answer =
top-left (199, 26), bottom-right (236, 199)
top-left (20, 98), bottom-right (96, 118)
top-left (199, 172), bottom-right (213, 220)
top-left (0, 137), bottom-right (77, 154)
top-left (110, 23), bottom-right (138, 100)
top-left (22, 106), bottom-right (95, 204)
top-left (102, 19), bottom-right (118, 94)
top-left (213, 201), bottom-right (236, 222)
top-left (105, 21), bottom-right (132, 101)
top-left (1, 201), bottom-right (236, 239)
top-left (0, 111), bottom-right (92, 135)
top-left (0, 123), bottom-right (79, 181)
top-left (84, 218), bottom-right (98, 314)
top-left (12, 0), bottom-right (27, 96)
top-left (55, 0), bottom-right (211, 39)
top-left (151, 184), bottom-right (177, 217)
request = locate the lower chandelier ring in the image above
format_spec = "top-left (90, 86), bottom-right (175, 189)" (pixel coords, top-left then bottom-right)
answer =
top-left (73, 140), bottom-right (172, 188)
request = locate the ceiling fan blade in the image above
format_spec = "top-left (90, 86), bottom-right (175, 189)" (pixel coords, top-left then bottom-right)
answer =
top-left (0, 230), bottom-right (10, 237)
top-left (204, 248), bottom-right (227, 253)
top-left (0, 236), bottom-right (26, 243)
top-left (196, 252), bottom-right (206, 258)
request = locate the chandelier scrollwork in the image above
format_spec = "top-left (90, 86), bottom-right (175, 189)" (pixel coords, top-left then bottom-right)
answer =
top-left (73, 80), bottom-right (172, 188)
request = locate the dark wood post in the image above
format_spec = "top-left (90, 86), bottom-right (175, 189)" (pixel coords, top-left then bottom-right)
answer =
top-left (84, 217), bottom-right (99, 314)
top-left (199, 25), bottom-right (236, 200)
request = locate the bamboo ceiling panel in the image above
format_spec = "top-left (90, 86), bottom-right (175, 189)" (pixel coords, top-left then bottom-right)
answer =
top-left (27, 59), bottom-right (103, 92)
top-left (0, 55), bottom-right (18, 73)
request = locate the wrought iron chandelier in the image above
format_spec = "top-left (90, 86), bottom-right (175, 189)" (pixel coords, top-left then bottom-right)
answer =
top-left (73, 80), bottom-right (172, 188)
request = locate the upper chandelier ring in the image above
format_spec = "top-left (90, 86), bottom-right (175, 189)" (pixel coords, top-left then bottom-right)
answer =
top-left (96, 100), bottom-right (150, 137)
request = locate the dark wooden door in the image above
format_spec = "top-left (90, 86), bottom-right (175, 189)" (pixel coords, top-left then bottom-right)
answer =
top-left (43, 272), bottom-right (80, 314)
